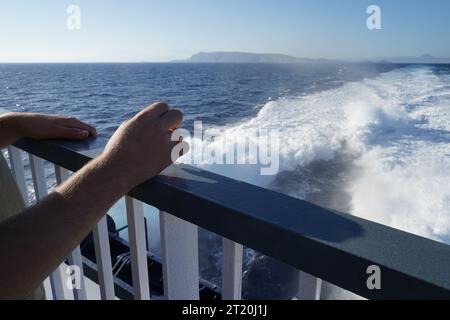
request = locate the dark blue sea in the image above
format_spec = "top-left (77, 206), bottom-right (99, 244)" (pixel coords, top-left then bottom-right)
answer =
top-left (0, 62), bottom-right (396, 133)
top-left (1, 62), bottom-right (449, 299)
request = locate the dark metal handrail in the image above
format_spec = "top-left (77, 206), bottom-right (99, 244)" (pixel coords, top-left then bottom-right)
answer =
top-left (13, 136), bottom-right (450, 300)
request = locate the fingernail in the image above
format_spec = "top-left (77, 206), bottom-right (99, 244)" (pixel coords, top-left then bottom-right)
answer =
top-left (77, 129), bottom-right (89, 137)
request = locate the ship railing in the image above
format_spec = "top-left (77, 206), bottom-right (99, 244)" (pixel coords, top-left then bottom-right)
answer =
top-left (1, 118), bottom-right (450, 300)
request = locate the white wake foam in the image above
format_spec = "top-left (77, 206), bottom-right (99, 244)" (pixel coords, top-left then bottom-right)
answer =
top-left (194, 65), bottom-right (450, 242)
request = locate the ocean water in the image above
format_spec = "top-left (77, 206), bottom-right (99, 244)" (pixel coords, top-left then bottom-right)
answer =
top-left (1, 62), bottom-right (449, 299)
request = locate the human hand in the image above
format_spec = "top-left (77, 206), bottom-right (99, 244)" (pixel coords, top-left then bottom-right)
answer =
top-left (100, 102), bottom-right (188, 189)
top-left (7, 112), bottom-right (97, 141)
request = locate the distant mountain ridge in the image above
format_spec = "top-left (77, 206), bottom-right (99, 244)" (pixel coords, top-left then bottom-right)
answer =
top-left (174, 52), bottom-right (335, 64)
top-left (172, 52), bottom-right (450, 64)
top-left (369, 54), bottom-right (450, 64)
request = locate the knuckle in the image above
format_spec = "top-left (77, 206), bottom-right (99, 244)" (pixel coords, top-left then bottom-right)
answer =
top-left (153, 101), bottom-right (169, 109)
top-left (137, 109), bottom-right (153, 120)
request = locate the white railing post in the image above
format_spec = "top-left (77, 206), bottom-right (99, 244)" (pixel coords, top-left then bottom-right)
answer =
top-left (160, 211), bottom-right (199, 300)
top-left (8, 148), bottom-right (54, 299)
top-left (297, 271), bottom-right (322, 300)
top-left (125, 196), bottom-right (150, 300)
top-left (7, 147), bottom-right (28, 205)
top-left (221, 238), bottom-right (243, 300)
top-left (54, 165), bottom-right (87, 300)
top-left (92, 216), bottom-right (115, 300)
top-left (28, 154), bottom-right (48, 200)
top-left (145, 218), bottom-right (152, 252)
top-left (54, 165), bottom-right (71, 184)
top-left (28, 154), bottom-right (66, 300)
top-left (66, 247), bottom-right (87, 300)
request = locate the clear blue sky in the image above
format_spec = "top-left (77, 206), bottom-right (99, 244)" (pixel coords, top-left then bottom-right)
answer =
top-left (0, 0), bottom-right (449, 62)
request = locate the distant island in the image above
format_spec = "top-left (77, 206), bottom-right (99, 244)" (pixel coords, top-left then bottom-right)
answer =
top-left (172, 52), bottom-right (450, 64)
top-left (373, 54), bottom-right (450, 64)
top-left (173, 52), bottom-right (335, 64)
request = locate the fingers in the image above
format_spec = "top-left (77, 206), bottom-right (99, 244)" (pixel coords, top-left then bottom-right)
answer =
top-left (135, 102), bottom-right (183, 132)
top-left (137, 102), bottom-right (170, 120)
top-left (52, 125), bottom-right (91, 140)
top-left (161, 109), bottom-right (183, 131)
top-left (57, 117), bottom-right (97, 137)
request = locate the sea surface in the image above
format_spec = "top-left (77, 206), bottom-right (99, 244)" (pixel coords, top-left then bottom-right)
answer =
top-left (1, 62), bottom-right (449, 299)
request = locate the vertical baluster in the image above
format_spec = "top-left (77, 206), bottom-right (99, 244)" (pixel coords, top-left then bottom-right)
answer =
top-left (8, 148), bottom-right (54, 299)
top-left (54, 165), bottom-right (87, 300)
top-left (29, 154), bottom-right (48, 200)
top-left (66, 247), bottom-right (87, 300)
top-left (54, 164), bottom-right (70, 185)
top-left (92, 216), bottom-right (115, 300)
top-left (125, 196), bottom-right (150, 300)
top-left (221, 238), bottom-right (243, 300)
top-left (160, 211), bottom-right (199, 300)
top-left (28, 154), bottom-right (66, 300)
top-left (297, 271), bottom-right (322, 300)
top-left (7, 147), bottom-right (28, 205)
top-left (43, 278), bottom-right (53, 300)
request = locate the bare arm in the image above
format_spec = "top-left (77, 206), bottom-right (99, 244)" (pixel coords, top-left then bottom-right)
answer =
top-left (0, 155), bottom-right (127, 299)
top-left (0, 103), bottom-right (185, 299)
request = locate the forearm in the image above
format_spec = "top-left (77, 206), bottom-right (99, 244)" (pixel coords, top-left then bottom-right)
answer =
top-left (0, 154), bottom-right (131, 299)
top-left (0, 102), bottom-right (182, 299)
top-left (0, 113), bottom-right (22, 148)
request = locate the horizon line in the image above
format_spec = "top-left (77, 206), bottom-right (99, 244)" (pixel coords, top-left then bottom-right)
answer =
top-left (1, 52), bottom-right (449, 65)
top-left (1, 61), bottom-right (449, 65)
